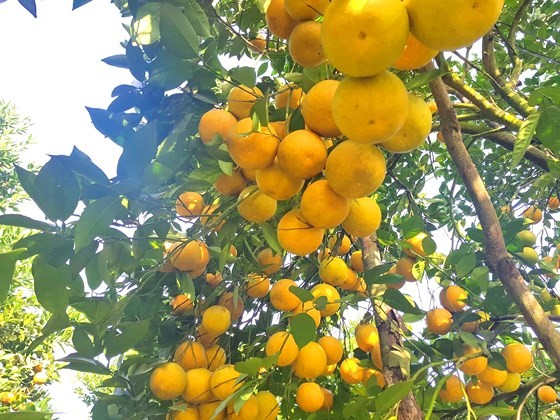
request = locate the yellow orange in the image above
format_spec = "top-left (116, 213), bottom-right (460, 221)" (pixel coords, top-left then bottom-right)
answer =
top-left (296, 382), bottom-right (324, 413)
top-left (342, 197), bottom-right (382, 237)
top-left (392, 32), bottom-right (438, 70)
top-left (300, 179), bottom-right (350, 229)
top-left (269, 278), bottom-right (301, 311)
top-left (291, 300), bottom-right (321, 328)
top-left (199, 109), bottom-right (237, 144)
top-left (265, 331), bottom-right (299, 366)
top-left (255, 160), bottom-right (304, 200)
top-left (149, 362), bottom-right (187, 400)
top-left (218, 292), bottom-right (245, 320)
top-left (301, 80), bottom-right (341, 138)
top-left (458, 345), bottom-right (487, 376)
top-left (214, 169), bottom-right (247, 196)
top-left (277, 209), bottom-right (325, 256)
top-left (327, 234), bottom-right (352, 256)
top-left (477, 365), bottom-right (507, 387)
top-left (440, 285), bottom-right (468, 312)
top-left (497, 372), bottom-right (521, 393)
top-left (201, 305), bottom-right (231, 336)
top-left (426, 308), bottom-right (453, 335)
top-left (256, 248), bottom-right (282, 275)
top-left (339, 357), bottom-right (365, 384)
top-left (228, 118), bottom-right (279, 170)
top-left (237, 186), bottom-right (277, 223)
top-left (170, 294), bottom-right (194, 316)
top-left (311, 283), bottom-right (341, 317)
top-left (277, 130), bottom-right (327, 180)
top-left (318, 336), bottom-right (344, 365)
top-left (246, 273), bottom-right (270, 298)
top-left (289, 21), bottom-right (326, 68)
top-left (176, 192), bottom-right (204, 217)
top-left (439, 375), bottom-right (464, 403)
top-left (275, 84), bottom-right (304, 110)
top-left (319, 256), bottom-right (348, 286)
top-left (210, 364), bottom-right (243, 400)
top-left (265, 0), bottom-right (297, 39)
top-left (227, 85), bottom-right (263, 119)
top-left (255, 391), bottom-right (280, 420)
top-left (169, 240), bottom-right (210, 272)
top-left (293, 342), bottom-right (328, 379)
top-left (350, 251), bottom-right (364, 272)
top-left (502, 342), bottom-right (532, 373)
top-left (226, 394), bottom-right (259, 419)
top-left (182, 368), bottom-right (213, 403)
top-left (466, 380), bottom-right (494, 405)
top-left (284, 0), bottom-right (329, 21)
top-left (206, 345), bottom-right (227, 372)
top-left (537, 385), bottom-right (557, 404)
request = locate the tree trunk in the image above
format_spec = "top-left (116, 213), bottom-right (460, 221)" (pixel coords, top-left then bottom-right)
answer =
top-left (360, 236), bottom-right (424, 419)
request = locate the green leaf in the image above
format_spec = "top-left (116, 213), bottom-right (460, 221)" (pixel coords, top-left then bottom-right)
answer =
top-left (288, 107), bottom-right (305, 133)
top-left (0, 214), bottom-right (54, 231)
top-left (400, 215), bottom-right (425, 239)
top-left (458, 331), bottom-right (480, 348)
top-left (0, 413), bottom-right (53, 419)
top-left (456, 253), bottom-right (477, 278)
top-left (422, 236), bottom-right (437, 256)
top-left (473, 407), bottom-right (517, 418)
top-left (261, 223), bottom-right (282, 254)
top-left (252, 96), bottom-right (270, 127)
top-left (511, 111), bottom-right (541, 169)
top-left (74, 196), bottom-right (123, 251)
top-left (59, 147), bottom-right (110, 185)
top-left (288, 285), bottom-right (315, 302)
top-left (0, 249), bottom-right (27, 304)
top-left (374, 380), bottom-right (414, 412)
top-left (117, 122), bottom-right (159, 180)
top-left (381, 289), bottom-right (425, 315)
top-left (290, 314), bottom-right (316, 348)
top-left (183, 0), bottom-right (211, 37)
top-left (160, 3), bottom-right (199, 59)
top-left (230, 67), bottom-right (256, 88)
top-left (72, 327), bottom-right (98, 358)
top-left (537, 98), bottom-right (560, 152)
top-left (406, 69), bottom-right (447, 90)
top-left (32, 256), bottom-right (70, 313)
top-left (104, 319), bottom-right (151, 358)
top-left (59, 353), bottom-right (112, 375)
top-left (235, 357), bottom-right (263, 376)
top-left (132, 3), bottom-right (161, 45)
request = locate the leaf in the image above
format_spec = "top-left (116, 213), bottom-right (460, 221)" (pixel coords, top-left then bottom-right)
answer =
top-left (252, 96), bottom-right (269, 127)
top-left (422, 236), bottom-right (437, 256)
top-left (235, 357), bottom-right (263, 376)
top-left (59, 353), bottom-right (112, 375)
top-left (261, 223), bottom-right (282, 255)
top-left (288, 286), bottom-right (315, 303)
top-left (537, 98), bottom-right (560, 152)
top-left (474, 407), bottom-right (517, 418)
top-left (401, 215), bottom-right (425, 239)
top-left (132, 3), bottom-right (161, 45)
top-left (72, 0), bottom-right (93, 10)
top-left (375, 380), bottom-right (414, 412)
top-left (160, 3), bottom-right (199, 59)
top-left (290, 314), bottom-right (316, 348)
top-left (104, 319), bottom-right (151, 358)
top-left (406, 68), bottom-right (447, 90)
top-left (0, 214), bottom-right (54, 231)
top-left (17, 0), bottom-right (36, 17)
top-left (511, 111), bottom-right (541, 169)
top-left (381, 289), bottom-right (425, 315)
top-left (74, 196), bottom-right (123, 251)
top-left (0, 249), bottom-right (27, 304)
top-left (32, 256), bottom-right (70, 313)
top-left (456, 253), bottom-right (477, 278)
top-left (230, 67), bottom-right (256, 88)
top-left (72, 327), bottom-right (98, 358)
top-left (63, 148), bottom-right (111, 185)
top-left (183, 0), bottom-right (211, 37)
top-left (0, 413), bottom-right (53, 419)
top-left (458, 331), bottom-right (480, 348)
top-left (101, 54), bottom-right (129, 68)
top-left (117, 121), bottom-right (159, 180)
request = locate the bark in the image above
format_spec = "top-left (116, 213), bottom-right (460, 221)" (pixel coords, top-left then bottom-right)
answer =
top-left (360, 236), bottom-right (424, 419)
top-left (427, 62), bottom-right (560, 370)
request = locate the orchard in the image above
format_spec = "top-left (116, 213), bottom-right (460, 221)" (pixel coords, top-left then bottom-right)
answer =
top-left (2, 0), bottom-right (560, 419)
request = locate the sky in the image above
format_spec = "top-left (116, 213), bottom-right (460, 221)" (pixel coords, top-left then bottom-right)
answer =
top-left (0, 0), bottom-right (132, 417)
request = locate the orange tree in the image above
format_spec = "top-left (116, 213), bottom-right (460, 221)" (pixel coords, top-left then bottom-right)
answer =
top-left (6, 0), bottom-right (560, 418)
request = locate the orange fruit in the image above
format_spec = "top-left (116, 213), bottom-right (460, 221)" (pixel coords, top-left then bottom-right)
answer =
top-left (327, 234), bottom-right (352, 256)
top-left (548, 197), bottom-right (560, 210)
top-left (461, 311), bottom-right (490, 333)
top-left (342, 197), bottom-right (383, 238)
top-left (502, 342), bottom-right (532, 373)
top-left (167, 407), bottom-right (199, 420)
top-left (241, 167), bottom-right (257, 181)
top-left (318, 336), bottom-right (344, 365)
top-left (466, 380), bottom-right (494, 404)
top-left (363, 368), bottom-right (386, 388)
top-left (339, 357), bottom-right (365, 384)
top-left (198, 402), bottom-right (225, 420)
top-left (226, 394), bottom-right (259, 419)
top-left (228, 118), bottom-right (279, 170)
top-left (277, 209), bottom-right (325, 256)
top-left (439, 375), bottom-right (464, 403)
top-left (522, 206), bottom-right (542, 224)
top-left (149, 362), bottom-right (187, 400)
top-left (248, 37), bottom-right (267, 54)
top-left (311, 283), bottom-right (341, 317)
top-left (332, 72), bottom-right (409, 143)
top-left (256, 248), bottom-right (282, 275)
top-left (301, 80), bottom-right (341, 138)
top-left (187, 266), bottom-right (205, 279)
top-left (255, 391), bottom-right (280, 419)
top-left (265, 331), bottom-right (299, 366)
top-left (355, 323), bottom-right (379, 353)
top-left (322, 0), bottom-right (409, 77)
top-left (288, 21), bottom-right (326, 68)
top-left (426, 308), bottom-right (453, 335)
top-left (275, 84), bottom-right (304, 110)
top-left (440, 285), bottom-right (468, 312)
top-left (265, 0), bottom-right (297, 39)
top-left (291, 300), bottom-right (321, 329)
top-left (320, 388), bottom-right (334, 410)
top-left (380, 94), bottom-right (432, 153)
top-left (182, 368), bottom-right (213, 403)
top-left (392, 32), bottom-right (438, 71)
top-left (404, 232), bottom-right (429, 257)
top-left (269, 279), bottom-right (301, 311)
top-left (269, 120), bottom-right (287, 140)
top-left (169, 240), bottom-right (210, 272)
top-left (218, 292), bottom-right (245, 320)
top-left (319, 256), bottom-right (348, 286)
top-left (296, 382), bottom-right (324, 413)
top-left (300, 180), bottom-right (350, 229)
top-left (537, 385), bottom-right (557, 404)
top-left (255, 160), bottom-right (304, 200)
top-left (206, 345), bottom-right (227, 372)
top-left (277, 130), bottom-right (327, 180)
top-left (293, 342), bottom-right (328, 379)
top-left (170, 294), bottom-right (194, 315)
top-left (284, 0), bottom-right (329, 21)
top-left (497, 372), bottom-right (521, 393)
top-left (176, 192), bottom-right (204, 217)
top-left (428, 101), bottom-right (438, 114)
top-left (246, 274), bottom-right (270, 298)
top-left (340, 267), bottom-right (360, 291)
top-left (205, 272), bottom-right (223, 288)
top-left (174, 341), bottom-right (209, 370)
top-left (457, 345), bottom-right (487, 376)
top-left (214, 169), bottom-right (247, 196)
top-left (322, 363), bottom-right (337, 376)
top-left (350, 251), bottom-right (364, 272)
top-left (199, 109), bottom-right (237, 144)
top-left (405, 0), bottom-right (505, 51)
top-left (227, 85), bottom-right (263, 119)
top-left (477, 365), bottom-right (508, 387)
top-left (395, 256), bottom-right (417, 281)
top-left (237, 186), bottom-right (277, 223)
top-left (210, 364), bottom-right (243, 400)
top-left (196, 325), bottom-right (219, 348)
top-left (325, 141), bottom-right (386, 198)
top-left (201, 305), bottom-right (231, 336)
top-left (199, 204), bottom-right (224, 231)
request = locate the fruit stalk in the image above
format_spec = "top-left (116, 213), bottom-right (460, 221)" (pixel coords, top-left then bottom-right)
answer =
top-left (427, 62), bottom-right (560, 370)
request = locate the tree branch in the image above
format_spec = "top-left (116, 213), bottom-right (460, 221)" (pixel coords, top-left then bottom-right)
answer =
top-left (427, 62), bottom-right (560, 371)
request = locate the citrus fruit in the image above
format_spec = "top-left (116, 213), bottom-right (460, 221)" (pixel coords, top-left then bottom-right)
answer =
top-left (169, 240), bottom-right (210, 272)
top-left (404, 231), bottom-right (429, 257)
top-left (174, 341), bottom-right (209, 370)
top-left (319, 256), bottom-right (348, 286)
top-left (255, 160), bottom-right (304, 200)
top-left (537, 385), bottom-right (557, 404)
top-left (277, 129), bottom-right (328, 180)
top-left (228, 118), bottom-right (279, 170)
top-left (150, 362), bottom-right (187, 400)
top-left (256, 248), bottom-right (282, 275)
top-left (291, 300), bottom-right (321, 328)
top-left (426, 308), bottom-right (453, 335)
top-left (227, 85), bottom-right (263, 119)
top-left (246, 273), bottom-right (270, 298)
top-left (521, 205), bottom-right (542, 223)
top-left (458, 345), bottom-right (487, 376)
top-left (440, 285), bottom-right (468, 312)
top-left (362, 368), bottom-right (386, 388)
top-left (265, 0), bottom-right (297, 39)
top-left (182, 368), bottom-right (213, 403)
top-left (275, 84), bottom-right (304, 110)
top-left (293, 342), bottom-right (328, 379)
top-left (477, 365), bottom-right (507, 387)
top-left (392, 32), bottom-right (438, 70)
top-left (265, 331), bottom-right (299, 366)
top-left (548, 197), bottom-right (560, 210)
top-left (301, 79), bottom-right (341, 138)
top-left (196, 325), bottom-right (219, 348)
top-left (214, 169), bottom-right (247, 196)
top-left (339, 267), bottom-right (360, 290)
top-left (350, 251), bottom-right (364, 272)
top-left (342, 197), bottom-right (383, 237)
top-left (339, 357), bottom-right (365, 384)
top-left (206, 345), bottom-right (227, 372)
top-left (300, 180), bottom-right (350, 229)
top-left (210, 364), bottom-right (243, 400)
top-left (327, 234), bottom-right (352, 256)
top-left (218, 292), bottom-right (245, 320)
top-left (296, 382), bottom-right (324, 413)
top-left (321, 388), bottom-right (334, 410)
top-left (395, 256), bottom-right (417, 281)
top-left (502, 342), bottom-right (532, 373)
top-left (199, 109), bottom-right (237, 144)
top-left (171, 294), bottom-right (194, 316)
top-left (318, 336), bottom-right (343, 365)
top-left (284, 0), bottom-right (329, 21)
top-left (311, 283), bottom-right (341, 317)
top-left (466, 380), bottom-right (494, 405)
top-left (497, 372), bottom-right (521, 393)
top-left (237, 186), bottom-right (277, 223)
top-left (176, 192), bottom-right (204, 217)
top-left (288, 21), bottom-right (326, 68)
top-left (277, 209), bottom-right (325, 256)
top-left (439, 375), bottom-right (464, 403)
top-left (204, 272), bottom-right (222, 290)
top-left (255, 391), bottom-right (280, 420)
top-left (226, 394), bottom-right (259, 419)
top-left (269, 278), bottom-right (301, 311)
top-left (201, 305), bottom-right (231, 336)
top-left (167, 407), bottom-right (199, 420)
top-left (516, 230), bottom-right (537, 246)
top-left (198, 402), bottom-right (225, 420)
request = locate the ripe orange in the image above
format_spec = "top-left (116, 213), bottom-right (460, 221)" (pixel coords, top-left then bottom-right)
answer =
top-left (277, 130), bottom-right (327, 180)
top-left (218, 292), bottom-right (245, 320)
top-left (392, 32), bottom-right (438, 71)
top-left (296, 382), bottom-right (324, 413)
top-left (355, 323), bottom-right (379, 353)
top-left (291, 300), bottom-right (321, 328)
top-left (461, 311), bottom-right (490, 333)
top-left (395, 256), bottom-right (417, 282)
top-left (170, 294), bottom-right (194, 315)
top-left (277, 209), bottom-right (325, 256)
top-left (198, 109), bottom-right (237, 144)
top-left (405, 0), bottom-right (505, 51)
top-left (537, 385), bottom-right (557, 404)
top-left (227, 85), bottom-right (263, 119)
top-left (339, 267), bottom-right (360, 291)
top-left (362, 368), bottom-right (386, 388)
top-left (248, 37), bottom-right (267, 54)
top-left (206, 345), bottom-right (227, 372)
top-left (284, 0), bottom-right (329, 21)
top-left (288, 21), bottom-right (326, 68)
top-left (149, 362), bottom-right (187, 400)
top-left (196, 325), bottom-right (219, 348)
top-left (265, 0), bottom-right (297, 40)
top-left (269, 120), bottom-right (287, 140)
top-left (332, 72), bottom-right (409, 143)
top-left (350, 251), bottom-right (364, 272)
top-left (201, 305), bottom-right (231, 336)
top-left (440, 285), bottom-right (468, 312)
top-left (319, 256), bottom-right (348, 286)
top-left (466, 380), bottom-right (494, 405)
top-left (457, 345), bottom-right (487, 376)
top-left (502, 342), bottom-right (532, 373)
top-left (210, 364), bottom-right (243, 400)
top-left (226, 394), bottom-right (259, 419)
top-left (199, 204), bottom-right (224, 231)
top-left (228, 118), bottom-right (279, 170)
top-left (301, 80), bottom-right (341, 138)
top-left (497, 372), bottom-right (521, 393)
top-left (325, 141), bottom-right (386, 198)
top-left (311, 283), bottom-right (341, 317)
top-left (176, 192), bottom-right (204, 217)
top-left (327, 234), bottom-right (352, 256)
top-left (379, 94), bottom-right (432, 153)
top-left (269, 279), bottom-right (301, 311)
top-left (477, 365), bottom-right (507, 387)
top-left (339, 357), bottom-right (365, 384)
top-left (255, 160), bottom-right (304, 200)
top-left (237, 186), bottom-right (277, 223)
top-left (246, 273), bottom-right (270, 298)
top-left (426, 308), bottom-right (453, 335)
top-left (293, 342), bottom-right (328, 379)
top-left (197, 401), bottom-right (225, 420)
top-left (317, 336), bottom-right (344, 365)
top-left (182, 368), bottom-right (213, 403)
top-left (322, 0), bottom-right (409, 77)
top-left (404, 232), bottom-right (429, 257)
top-left (439, 375), bottom-right (464, 403)
top-left (33, 371), bottom-right (48, 385)
top-left (321, 388), bottom-right (334, 410)
top-left (255, 391), bottom-right (280, 419)
top-left (241, 167), bottom-right (257, 181)
top-left (522, 206), bottom-right (542, 224)
top-left (169, 240), bottom-right (210, 272)
top-left (275, 84), bottom-right (304, 110)
top-left (214, 169), bottom-right (247, 196)
top-left (174, 341), bottom-right (209, 370)
top-left (265, 331), bottom-right (299, 366)
top-left (205, 272), bottom-right (223, 288)
top-left (167, 407), bottom-right (199, 420)
top-left (548, 197), bottom-right (560, 210)
top-left (256, 248), bottom-right (282, 275)
top-left (300, 180), bottom-right (350, 229)
top-left (186, 266), bottom-right (205, 279)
